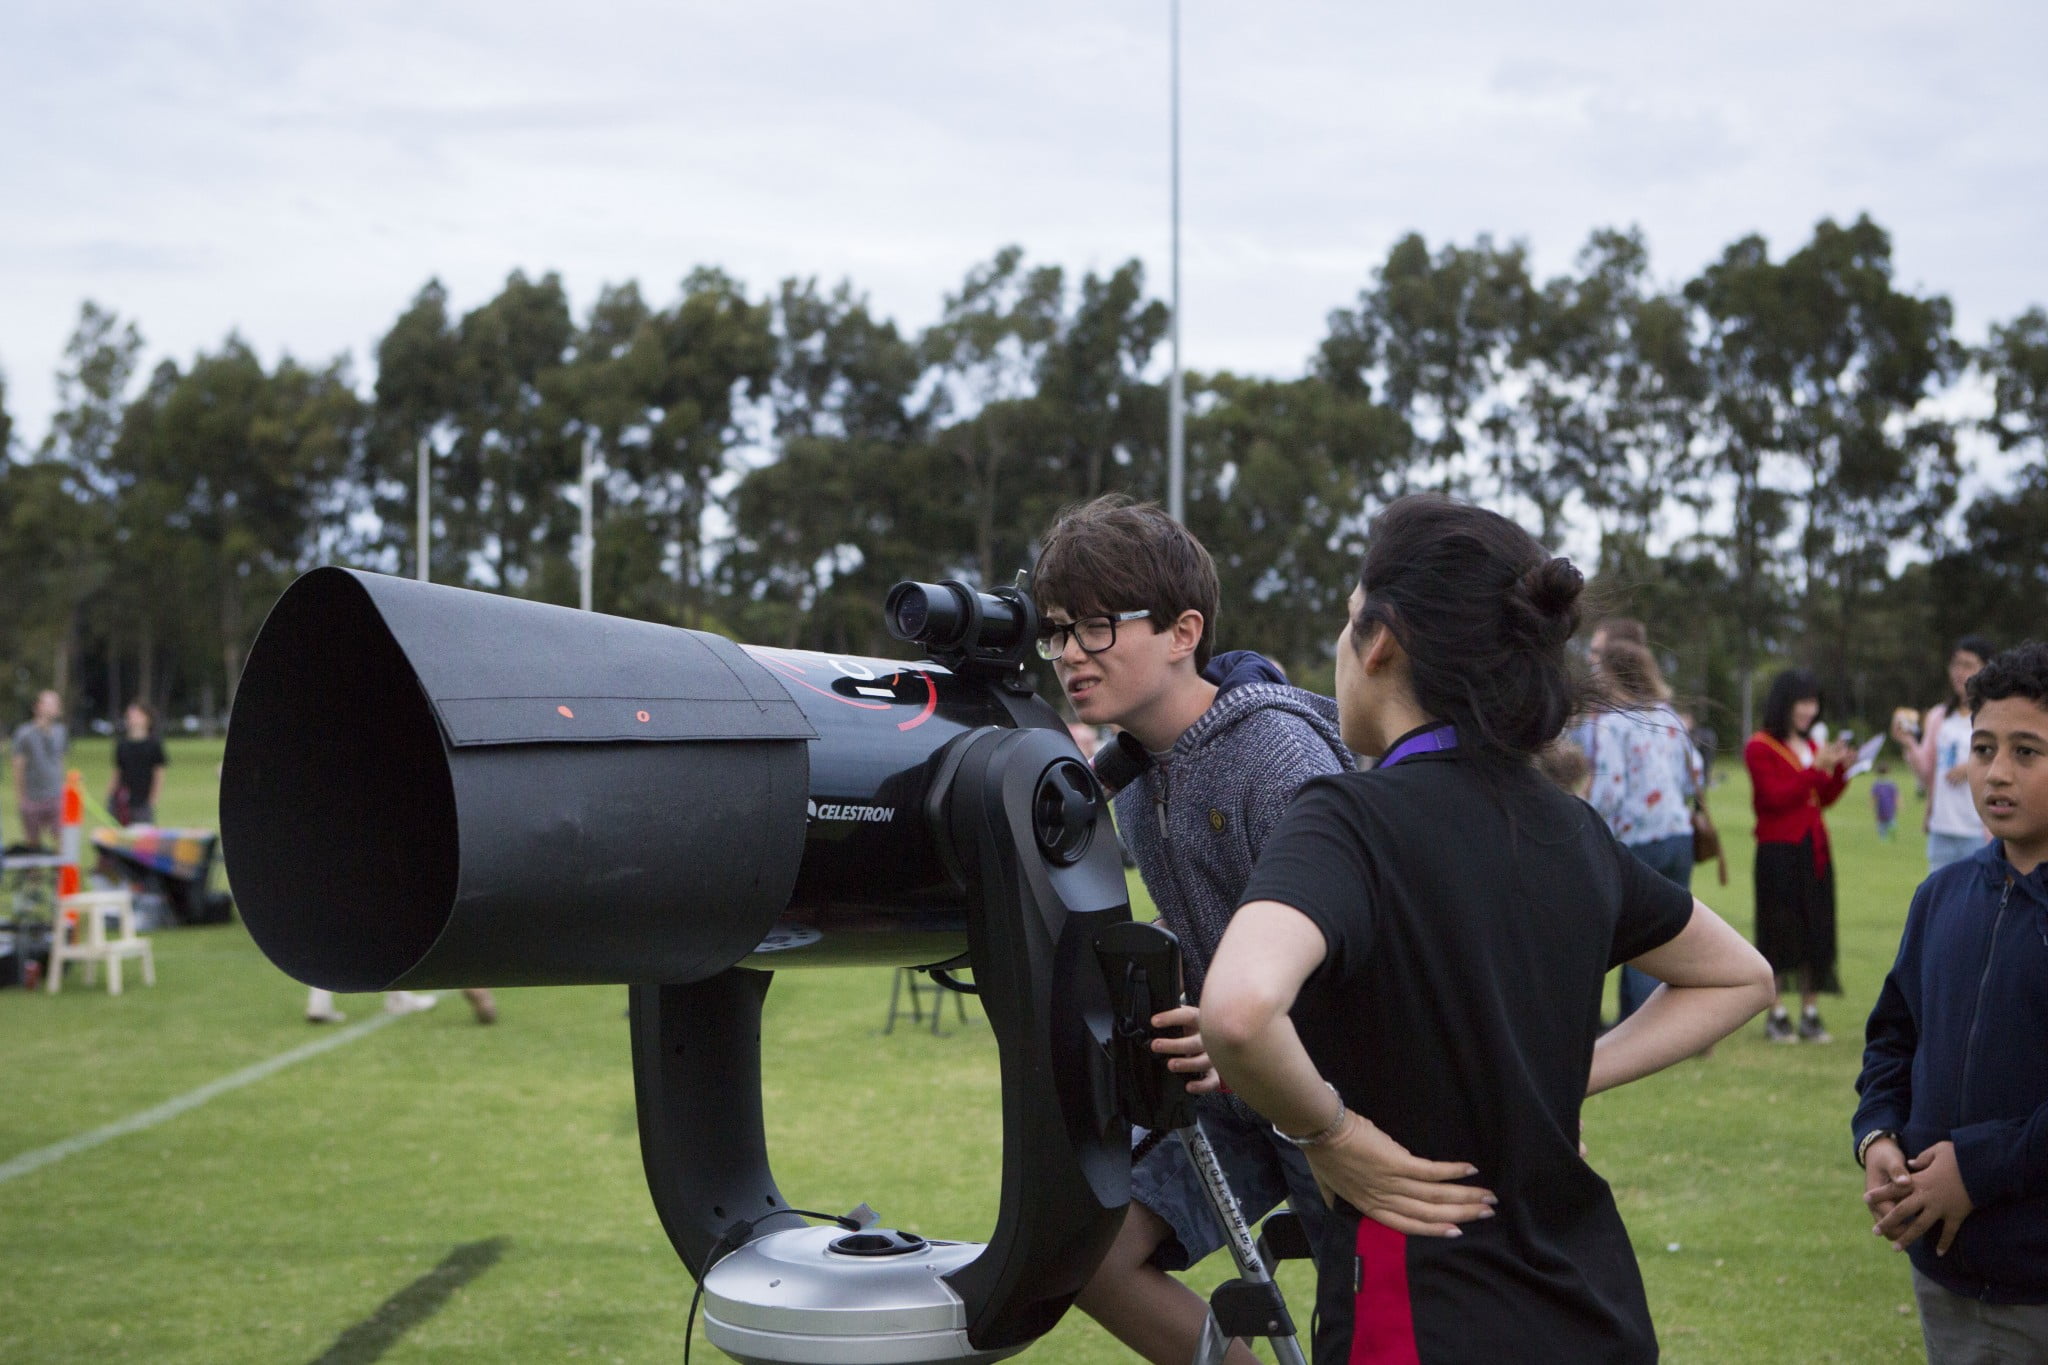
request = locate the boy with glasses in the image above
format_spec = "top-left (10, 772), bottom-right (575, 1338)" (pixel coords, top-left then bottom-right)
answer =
top-left (1033, 495), bottom-right (1353, 1365)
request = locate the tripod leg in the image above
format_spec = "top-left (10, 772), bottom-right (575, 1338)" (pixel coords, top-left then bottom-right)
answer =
top-left (1190, 1311), bottom-right (1236, 1365)
top-left (1178, 1122), bottom-right (1311, 1365)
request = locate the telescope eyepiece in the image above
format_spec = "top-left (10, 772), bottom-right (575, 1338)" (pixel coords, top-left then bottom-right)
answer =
top-left (885, 578), bottom-right (1037, 678)
top-left (885, 581), bottom-right (967, 650)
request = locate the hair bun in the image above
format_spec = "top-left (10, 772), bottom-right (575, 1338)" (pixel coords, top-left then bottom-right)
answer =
top-left (1525, 556), bottom-right (1584, 615)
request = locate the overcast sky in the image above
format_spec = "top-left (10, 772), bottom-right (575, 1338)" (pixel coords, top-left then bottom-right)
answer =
top-left (4, 1), bottom-right (2045, 450)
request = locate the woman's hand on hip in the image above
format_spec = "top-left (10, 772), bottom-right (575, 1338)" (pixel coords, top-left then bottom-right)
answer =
top-left (1304, 1112), bottom-right (1494, 1238)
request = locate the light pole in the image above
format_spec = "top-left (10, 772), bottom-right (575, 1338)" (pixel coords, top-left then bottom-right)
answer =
top-left (1167, 0), bottom-right (1186, 523)
top-left (416, 434), bottom-right (431, 582)
top-left (579, 430), bottom-right (599, 612)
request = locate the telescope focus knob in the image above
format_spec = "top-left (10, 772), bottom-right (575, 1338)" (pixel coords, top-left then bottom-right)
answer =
top-left (1031, 760), bottom-right (1098, 865)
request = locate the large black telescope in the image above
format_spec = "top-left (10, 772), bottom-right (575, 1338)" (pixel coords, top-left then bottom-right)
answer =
top-left (221, 567), bottom-right (1157, 1363)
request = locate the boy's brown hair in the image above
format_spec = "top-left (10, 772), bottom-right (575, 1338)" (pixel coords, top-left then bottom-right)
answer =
top-left (1032, 495), bottom-right (1219, 669)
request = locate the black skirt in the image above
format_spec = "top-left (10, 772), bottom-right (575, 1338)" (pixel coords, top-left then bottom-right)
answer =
top-left (1753, 835), bottom-right (1840, 993)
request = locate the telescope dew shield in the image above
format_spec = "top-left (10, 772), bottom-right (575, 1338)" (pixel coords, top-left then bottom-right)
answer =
top-left (221, 567), bottom-right (816, 991)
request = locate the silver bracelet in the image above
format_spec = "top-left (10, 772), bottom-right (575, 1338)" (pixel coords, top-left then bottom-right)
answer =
top-left (1273, 1082), bottom-right (1347, 1149)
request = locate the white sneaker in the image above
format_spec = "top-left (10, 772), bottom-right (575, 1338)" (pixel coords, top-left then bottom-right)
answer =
top-left (384, 991), bottom-right (440, 1015)
top-left (306, 1006), bottom-right (347, 1024)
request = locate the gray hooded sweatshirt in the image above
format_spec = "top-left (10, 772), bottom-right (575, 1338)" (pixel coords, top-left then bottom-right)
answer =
top-left (1114, 681), bottom-right (1353, 1003)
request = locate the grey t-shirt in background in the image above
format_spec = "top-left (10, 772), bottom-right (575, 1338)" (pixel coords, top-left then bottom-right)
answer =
top-left (11, 722), bottom-right (68, 802)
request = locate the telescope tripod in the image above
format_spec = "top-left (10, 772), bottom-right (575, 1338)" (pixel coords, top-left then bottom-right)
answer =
top-left (1094, 923), bottom-right (1311, 1365)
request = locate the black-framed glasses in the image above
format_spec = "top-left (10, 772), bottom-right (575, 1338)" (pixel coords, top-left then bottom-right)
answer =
top-left (1035, 610), bottom-right (1154, 661)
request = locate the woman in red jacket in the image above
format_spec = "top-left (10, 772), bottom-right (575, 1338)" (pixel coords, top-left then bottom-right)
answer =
top-left (1745, 668), bottom-right (1854, 1043)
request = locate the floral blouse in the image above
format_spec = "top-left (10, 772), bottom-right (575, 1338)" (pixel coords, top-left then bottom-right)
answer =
top-left (1583, 703), bottom-right (1704, 846)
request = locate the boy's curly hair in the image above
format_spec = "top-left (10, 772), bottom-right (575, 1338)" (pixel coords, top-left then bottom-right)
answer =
top-left (1966, 641), bottom-right (2048, 714)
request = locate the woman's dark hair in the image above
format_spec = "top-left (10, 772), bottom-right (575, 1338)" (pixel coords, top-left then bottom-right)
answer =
top-left (1760, 669), bottom-right (1823, 740)
top-left (1352, 494), bottom-right (1586, 761)
top-left (125, 699), bottom-right (157, 731)
top-left (1954, 635), bottom-right (1998, 667)
top-left (1964, 641), bottom-right (2048, 714)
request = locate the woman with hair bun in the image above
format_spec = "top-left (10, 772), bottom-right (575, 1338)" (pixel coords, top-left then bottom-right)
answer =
top-left (1201, 494), bottom-right (1774, 1364)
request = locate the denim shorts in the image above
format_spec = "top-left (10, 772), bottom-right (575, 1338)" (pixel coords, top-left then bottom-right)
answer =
top-left (1130, 1093), bottom-right (1330, 1271)
top-left (1927, 831), bottom-right (1987, 872)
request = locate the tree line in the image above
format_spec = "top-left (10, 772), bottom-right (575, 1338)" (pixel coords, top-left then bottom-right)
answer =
top-left (2, 215), bottom-right (2043, 738)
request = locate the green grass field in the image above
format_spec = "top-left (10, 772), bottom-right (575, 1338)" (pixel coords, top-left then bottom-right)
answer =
top-left (1, 740), bottom-right (1933, 1362)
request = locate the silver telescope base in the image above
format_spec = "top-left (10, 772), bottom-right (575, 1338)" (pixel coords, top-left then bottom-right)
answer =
top-left (702, 1226), bottom-right (1027, 1365)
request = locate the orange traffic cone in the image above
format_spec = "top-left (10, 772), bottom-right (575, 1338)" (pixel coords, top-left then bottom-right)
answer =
top-left (56, 769), bottom-right (84, 898)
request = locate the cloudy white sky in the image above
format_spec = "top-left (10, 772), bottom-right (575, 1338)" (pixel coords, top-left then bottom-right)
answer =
top-left (4, 1), bottom-right (2045, 448)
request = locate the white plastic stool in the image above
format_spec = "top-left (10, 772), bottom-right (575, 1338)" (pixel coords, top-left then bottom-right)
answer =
top-left (47, 890), bottom-right (155, 996)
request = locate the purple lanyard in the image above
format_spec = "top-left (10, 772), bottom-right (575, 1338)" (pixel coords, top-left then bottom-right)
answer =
top-left (1378, 723), bottom-right (1457, 769)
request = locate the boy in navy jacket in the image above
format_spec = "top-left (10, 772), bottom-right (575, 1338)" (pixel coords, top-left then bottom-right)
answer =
top-left (1854, 641), bottom-right (2048, 1360)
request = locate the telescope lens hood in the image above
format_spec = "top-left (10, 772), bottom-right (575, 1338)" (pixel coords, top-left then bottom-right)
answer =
top-left (223, 568), bottom-right (816, 992)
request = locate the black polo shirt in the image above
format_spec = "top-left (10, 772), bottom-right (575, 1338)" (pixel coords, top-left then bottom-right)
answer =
top-left (1240, 748), bottom-right (1693, 1364)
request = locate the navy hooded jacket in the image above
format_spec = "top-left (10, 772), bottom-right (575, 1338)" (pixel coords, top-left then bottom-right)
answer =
top-left (1853, 839), bottom-right (2048, 1302)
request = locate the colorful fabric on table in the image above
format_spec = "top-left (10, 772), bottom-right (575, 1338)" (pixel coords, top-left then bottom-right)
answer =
top-left (91, 827), bottom-right (216, 882)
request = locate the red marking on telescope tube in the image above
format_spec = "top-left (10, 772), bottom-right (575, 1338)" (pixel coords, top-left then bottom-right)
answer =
top-left (557, 705), bottom-right (575, 719)
top-left (636, 709), bottom-right (651, 723)
top-left (897, 671), bottom-right (938, 732)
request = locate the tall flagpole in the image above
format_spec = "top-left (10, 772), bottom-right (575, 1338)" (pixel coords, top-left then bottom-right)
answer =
top-left (1167, 0), bottom-right (1186, 522)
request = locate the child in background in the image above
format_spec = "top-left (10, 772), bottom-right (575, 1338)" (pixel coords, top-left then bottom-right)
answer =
top-left (1872, 764), bottom-right (1900, 841)
top-left (1854, 642), bottom-right (2048, 1361)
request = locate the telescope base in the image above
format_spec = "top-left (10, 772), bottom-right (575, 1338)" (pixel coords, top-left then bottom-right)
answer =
top-left (703, 1226), bottom-right (1025, 1364)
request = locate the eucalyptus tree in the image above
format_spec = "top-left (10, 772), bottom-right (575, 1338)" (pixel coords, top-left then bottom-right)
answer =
top-left (112, 338), bottom-right (362, 710)
top-left (589, 268), bottom-right (776, 626)
top-left (1322, 232), bottom-right (1533, 495)
top-left (1930, 307), bottom-right (2048, 649)
top-left (12, 303), bottom-right (144, 706)
top-left (1183, 370), bottom-right (1410, 683)
top-left (363, 278), bottom-right (461, 576)
top-left (436, 271), bottom-right (579, 596)
top-left (1983, 307), bottom-right (2048, 453)
top-left (1685, 216), bottom-right (1959, 724)
top-left (722, 277), bottom-right (936, 651)
top-left (533, 280), bottom-right (654, 616)
top-left (920, 246), bottom-right (1065, 586)
top-left (1491, 228), bottom-right (1708, 550)
top-left (1034, 260), bottom-right (1171, 503)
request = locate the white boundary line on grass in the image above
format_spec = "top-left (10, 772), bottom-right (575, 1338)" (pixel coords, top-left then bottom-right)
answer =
top-left (0, 1012), bottom-right (397, 1186)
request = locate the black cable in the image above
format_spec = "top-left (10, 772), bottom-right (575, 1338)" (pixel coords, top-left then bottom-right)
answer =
top-left (928, 967), bottom-right (979, 995)
top-left (683, 1208), bottom-right (864, 1364)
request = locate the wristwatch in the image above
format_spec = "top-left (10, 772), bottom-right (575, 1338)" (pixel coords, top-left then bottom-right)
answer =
top-left (1856, 1129), bottom-right (1901, 1168)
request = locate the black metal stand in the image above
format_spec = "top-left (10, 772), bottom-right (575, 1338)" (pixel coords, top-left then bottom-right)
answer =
top-left (1094, 919), bottom-right (1311, 1365)
top-left (628, 724), bottom-right (1135, 1358)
